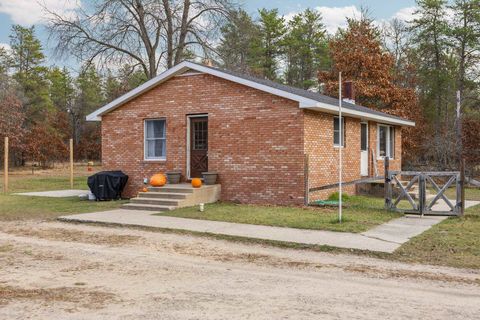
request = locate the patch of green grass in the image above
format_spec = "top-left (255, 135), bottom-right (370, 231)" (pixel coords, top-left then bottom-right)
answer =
top-left (392, 203), bottom-right (480, 269)
top-left (155, 196), bottom-right (402, 233)
top-left (0, 174), bottom-right (125, 221)
top-left (0, 194), bottom-right (127, 221)
top-left (0, 175), bottom-right (88, 193)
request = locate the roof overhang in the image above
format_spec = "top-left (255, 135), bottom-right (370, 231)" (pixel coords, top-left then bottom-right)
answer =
top-left (301, 103), bottom-right (416, 127)
top-left (86, 61), bottom-right (415, 127)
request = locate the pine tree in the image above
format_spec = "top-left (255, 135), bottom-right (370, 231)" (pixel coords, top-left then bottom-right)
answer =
top-left (72, 64), bottom-right (104, 159)
top-left (448, 0), bottom-right (480, 166)
top-left (9, 25), bottom-right (52, 123)
top-left (283, 9), bottom-right (328, 90)
top-left (0, 47), bottom-right (12, 74)
top-left (217, 9), bottom-right (261, 75)
top-left (411, 0), bottom-right (453, 166)
top-left (104, 65), bottom-right (147, 103)
top-left (48, 67), bottom-right (74, 111)
top-left (254, 9), bottom-right (286, 80)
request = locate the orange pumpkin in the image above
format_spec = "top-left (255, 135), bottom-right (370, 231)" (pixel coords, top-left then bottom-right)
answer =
top-left (142, 187), bottom-right (148, 192)
top-left (191, 178), bottom-right (202, 188)
top-left (150, 173), bottom-right (167, 187)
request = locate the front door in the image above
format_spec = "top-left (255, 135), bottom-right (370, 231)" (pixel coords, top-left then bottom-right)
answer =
top-left (189, 116), bottom-right (208, 178)
top-left (360, 122), bottom-right (369, 176)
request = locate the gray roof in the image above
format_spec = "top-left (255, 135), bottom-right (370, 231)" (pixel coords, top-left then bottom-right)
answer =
top-left (200, 62), bottom-right (410, 123)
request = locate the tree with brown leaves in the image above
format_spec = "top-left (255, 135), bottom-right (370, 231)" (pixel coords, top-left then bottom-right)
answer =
top-left (318, 16), bottom-right (425, 167)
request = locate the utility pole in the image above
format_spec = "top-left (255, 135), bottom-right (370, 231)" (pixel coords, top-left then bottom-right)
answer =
top-left (3, 137), bottom-right (8, 194)
top-left (338, 72), bottom-right (343, 223)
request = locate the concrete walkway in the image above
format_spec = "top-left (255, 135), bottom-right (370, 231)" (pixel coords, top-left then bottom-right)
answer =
top-left (14, 190), bottom-right (88, 198)
top-left (362, 215), bottom-right (446, 244)
top-left (59, 209), bottom-right (453, 253)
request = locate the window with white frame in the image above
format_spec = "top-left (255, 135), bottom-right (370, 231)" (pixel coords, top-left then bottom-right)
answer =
top-left (144, 119), bottom-right (166, 160)
top-left (377, 124), bottom-right (395, 158)
top-left (333, 116), bottom-right (345, 147)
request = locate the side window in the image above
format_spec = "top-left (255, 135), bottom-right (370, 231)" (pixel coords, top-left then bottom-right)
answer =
top-left (145, 119), bottom-right (166, 160)
top-left (377, 124), bottom-right (394, 159)
top-left (333, 117), bottom-right (345, 147)
top-left (360, 123), bottom-right (368, 151)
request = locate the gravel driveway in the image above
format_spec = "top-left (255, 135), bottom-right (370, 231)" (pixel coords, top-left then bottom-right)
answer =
top-left (0, 221), bottom-right (479, 319)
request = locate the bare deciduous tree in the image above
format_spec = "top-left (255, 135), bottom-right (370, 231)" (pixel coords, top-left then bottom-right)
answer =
top-left (382, 18), bottom-right (411, 75)
top-left (45, 0), bottom-right (234, 79)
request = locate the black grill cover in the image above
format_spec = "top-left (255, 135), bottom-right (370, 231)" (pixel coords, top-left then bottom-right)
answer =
top-left (87, 171), bottom-right (128, 200)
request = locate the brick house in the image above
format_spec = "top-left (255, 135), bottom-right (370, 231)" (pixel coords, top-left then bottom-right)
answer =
top-left (87, 61), bottom-right (415, 205)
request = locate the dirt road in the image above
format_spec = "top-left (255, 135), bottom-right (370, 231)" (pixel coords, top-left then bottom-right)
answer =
top-left (0, 221), bottom-right (479, 319)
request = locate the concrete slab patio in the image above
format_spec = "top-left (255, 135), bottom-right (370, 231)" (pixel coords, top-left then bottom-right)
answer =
top-left (14, 190), bottom-right (88, 198)
top-left (58, 206), bottom-right (466, 253)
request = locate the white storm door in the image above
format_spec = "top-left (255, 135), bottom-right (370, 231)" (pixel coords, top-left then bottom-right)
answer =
top-left (360, 122), bottom-right (369, 176)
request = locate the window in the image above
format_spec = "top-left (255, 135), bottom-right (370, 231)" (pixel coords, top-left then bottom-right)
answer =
top-left (360, 123), bottom-right (368, 151)
top-left (377, 124), bottom-right (395, 158)
top-left (389, 126), bottom-right (395, 158)
top-left (145, 119), bottom-right (166, 160)
top-left (333, 117), bottom-right (345, 147)
top-left (193, 120), bottom-right (208, 150)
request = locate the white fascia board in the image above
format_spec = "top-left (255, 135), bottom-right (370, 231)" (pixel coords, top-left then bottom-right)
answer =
top-left (302, 103), bottom-right (416, 127)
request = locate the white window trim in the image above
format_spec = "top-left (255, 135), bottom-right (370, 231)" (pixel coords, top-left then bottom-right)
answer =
top-left (377, 124), bottom-right (395, 160)
top-left (333, 116), bottom-right (345, 148)
top-left (144, 118), bottom-right (167, 161)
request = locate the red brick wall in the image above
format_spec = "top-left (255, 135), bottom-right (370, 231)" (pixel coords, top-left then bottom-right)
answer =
top-left (305, 110), bottom-right (359, 200)
top-left (304, 110), bottom-right (402, 201)
top-left (101, 74), bottom-right (306, 205)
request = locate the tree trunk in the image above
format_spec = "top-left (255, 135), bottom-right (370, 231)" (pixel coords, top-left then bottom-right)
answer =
top-left (162, 0), bottom-right (174, 68)
top-left (174, 0), bottom-right (191, 65)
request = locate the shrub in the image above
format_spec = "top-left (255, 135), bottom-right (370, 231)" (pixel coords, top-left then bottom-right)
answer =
top-left (327, 192), bottom-right (351, 202)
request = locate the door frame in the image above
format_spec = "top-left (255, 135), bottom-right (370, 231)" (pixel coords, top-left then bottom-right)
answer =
top-left (186, 114), bottom-right (208, 179)
top-left (360, 122), bottom-right (369, 176)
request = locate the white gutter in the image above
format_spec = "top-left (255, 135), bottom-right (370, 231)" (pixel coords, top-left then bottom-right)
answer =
top-left (301, 103), bottom-right (416, 127)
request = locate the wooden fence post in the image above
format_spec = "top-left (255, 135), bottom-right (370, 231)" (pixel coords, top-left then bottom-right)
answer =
top-left (3, 137), bottom-right (8, 194)
top-left (418, 174), bottom-right (426, 216)
top-left (384, 157), bottom-right (391, 210)
top-left (69, 139), bottom-right (74, 189)
top-left (460, 159), bottom-right (465, 216)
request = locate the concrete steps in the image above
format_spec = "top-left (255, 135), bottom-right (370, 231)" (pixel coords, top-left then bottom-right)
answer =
top-left (122, 184), bottom-right (221, 212)
top-left (137, 192), bottom-right (188, 199)
top-left (122, 203), bottom-right (175, 211)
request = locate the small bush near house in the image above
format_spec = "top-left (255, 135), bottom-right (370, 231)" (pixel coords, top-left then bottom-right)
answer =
top-left (327, 192), bottom-right (351, 202)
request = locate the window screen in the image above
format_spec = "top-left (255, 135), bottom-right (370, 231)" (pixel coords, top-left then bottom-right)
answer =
top-left (145, 119), bottom-right (166, 159)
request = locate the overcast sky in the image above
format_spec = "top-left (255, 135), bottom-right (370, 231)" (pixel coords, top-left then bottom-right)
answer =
top-left (0, 0), bottom-right (418, 71)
